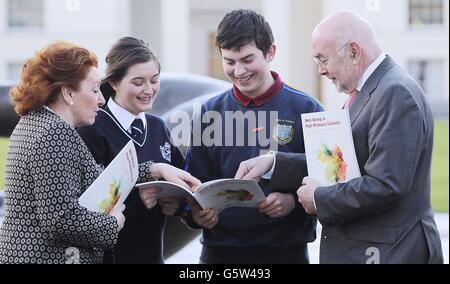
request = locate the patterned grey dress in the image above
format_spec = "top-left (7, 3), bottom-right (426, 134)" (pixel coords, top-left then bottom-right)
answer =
top-left (0, 108), bottom-right (154, 264)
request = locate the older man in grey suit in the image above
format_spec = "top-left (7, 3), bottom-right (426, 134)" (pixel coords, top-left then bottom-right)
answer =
top-left (235, 10), bottom-right (443, 264)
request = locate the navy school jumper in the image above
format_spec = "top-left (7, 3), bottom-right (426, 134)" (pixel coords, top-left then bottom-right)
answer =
top-left (77, 106), bottom-right (184, 264)
top-left (185, 77), bottom-right (324, 264)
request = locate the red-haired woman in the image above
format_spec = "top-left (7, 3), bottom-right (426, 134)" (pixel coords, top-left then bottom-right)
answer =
top-left (0, 41), bottom-right (199, 264)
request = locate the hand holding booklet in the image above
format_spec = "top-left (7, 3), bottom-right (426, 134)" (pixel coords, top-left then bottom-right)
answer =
top-left (301, 109), bottom-right (361, 186)
top-left (135, 179), bottom-right (266, 213)
top-left (78, 140), bottom-right (138, 214)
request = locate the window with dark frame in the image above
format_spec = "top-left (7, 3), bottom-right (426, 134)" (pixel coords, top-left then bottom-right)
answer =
top-left (409, 0), bottom-right (444, 26)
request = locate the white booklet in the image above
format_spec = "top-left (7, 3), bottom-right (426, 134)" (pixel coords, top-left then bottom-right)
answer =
top-left (301, 109), bottom-right (361, 186)
top-left (135, 179), bottom-right (266, 213)
top-left (79, 140), bottom-right (139, 214)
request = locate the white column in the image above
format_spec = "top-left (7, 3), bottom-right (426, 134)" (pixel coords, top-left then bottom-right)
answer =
top-left (262, 0), bottom-right (292, 83)
top-left (161, 0), bottom-right (190, 73)
top-left (0, 0), bottom-right (6, 80)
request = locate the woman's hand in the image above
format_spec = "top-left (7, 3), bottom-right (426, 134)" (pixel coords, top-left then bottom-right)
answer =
top-left (150, 163), bottom-right (201, 191)
top-left (109, 204), bottom-right (126, 231)
top-left (139, 187), bottom-right (161, 209)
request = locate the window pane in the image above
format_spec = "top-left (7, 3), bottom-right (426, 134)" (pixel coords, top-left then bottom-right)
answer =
top-left (409, 0), bottom-right (444, 26)
top-left (7, 62), bottom-right (24, 81)
top-left (408, 60), bottom-right (444, 101)
top-left (208, 32), bottom-right (228, 81)
top-left (8, 0), bottom-right (43, 28)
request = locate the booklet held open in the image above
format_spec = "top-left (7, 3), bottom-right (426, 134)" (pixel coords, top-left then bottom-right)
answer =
top-left (136, 179), bottom-right (266, 213)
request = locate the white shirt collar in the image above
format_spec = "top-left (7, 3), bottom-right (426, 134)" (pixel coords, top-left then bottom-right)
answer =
top-left (107, 98), bottom-right (147, 133)
top-left (42, 105), bottom-right (55, 114)
top-left (356, 53), bottom-right (386, 92)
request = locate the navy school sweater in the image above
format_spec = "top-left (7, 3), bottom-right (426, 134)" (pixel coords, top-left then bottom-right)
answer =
top-left (185, 83), bottom-right (324, 263)
top-left (77, 106), bottom-right (184, 264)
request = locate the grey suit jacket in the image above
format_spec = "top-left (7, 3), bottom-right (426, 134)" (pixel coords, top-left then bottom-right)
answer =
top-left (270, 56), bottom-right (443, 264)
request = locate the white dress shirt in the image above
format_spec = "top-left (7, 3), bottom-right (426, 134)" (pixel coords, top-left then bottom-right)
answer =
top-left (107, 98), bottom-right (147, 133)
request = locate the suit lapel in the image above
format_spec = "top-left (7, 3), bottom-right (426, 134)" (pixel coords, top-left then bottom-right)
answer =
top-left (349, 89), bottom-right (370, 126)
top-left (350, 55), bottom-right (396, 125)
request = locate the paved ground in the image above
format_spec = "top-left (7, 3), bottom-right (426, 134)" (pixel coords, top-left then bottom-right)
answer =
top-left (0, 213), bottom-right (447, 264)
top-left (166, 213), bottom-right (449, 264)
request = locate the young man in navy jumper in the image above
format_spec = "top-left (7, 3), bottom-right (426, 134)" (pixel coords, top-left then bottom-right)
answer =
top-left (184, 9), bottom-right (323, 264)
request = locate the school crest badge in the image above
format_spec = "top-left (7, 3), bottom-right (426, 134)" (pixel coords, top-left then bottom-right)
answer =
top-left (160, 142), bottom-right (171, 162)
top-left (272, 124), bottom-right (294, 145)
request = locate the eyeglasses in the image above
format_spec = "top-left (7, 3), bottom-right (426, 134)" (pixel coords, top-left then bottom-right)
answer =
top-left (314, 56), bottom-right (329, 70)
top-left (313, 41), bottom-right (349, 70)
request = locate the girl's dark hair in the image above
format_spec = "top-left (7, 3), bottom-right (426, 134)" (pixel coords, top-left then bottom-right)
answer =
top-left (101, 37), bottom-right (160, 100)
top-left (216, 9), bottom-right (274, 57)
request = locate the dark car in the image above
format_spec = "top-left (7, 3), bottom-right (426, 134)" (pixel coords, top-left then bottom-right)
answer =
top-left (0, 82), bottom-right (20, 137)
top-left (0, 73), bottom-right (231, 259)
top-left (0, 73), bottom-right (230, 137)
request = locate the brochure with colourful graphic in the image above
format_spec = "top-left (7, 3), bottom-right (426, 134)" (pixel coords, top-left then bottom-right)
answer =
top-left (301, 109), bottom-right (361, 186)
top-left (135, 179), bottom-right (266, 213)
top-left (79, 140), bottom-right (138, 214)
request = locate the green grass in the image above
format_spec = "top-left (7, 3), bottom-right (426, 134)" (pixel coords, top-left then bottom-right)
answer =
top-left (0, 121), bottom-right (449, 212)
top-left (431, 120), bottom-right (449, 212)
top-left (0, 137), bottom-right (9, 191)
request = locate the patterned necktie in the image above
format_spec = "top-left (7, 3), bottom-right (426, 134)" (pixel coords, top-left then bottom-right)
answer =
top-left (344, 89), bottom-right (359, 109)
top-left (131, 118), bottom-right (145, 144)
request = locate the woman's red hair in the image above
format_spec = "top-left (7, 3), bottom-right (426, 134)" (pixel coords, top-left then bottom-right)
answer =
top-left (10, 41), bottom-right (98, 116)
